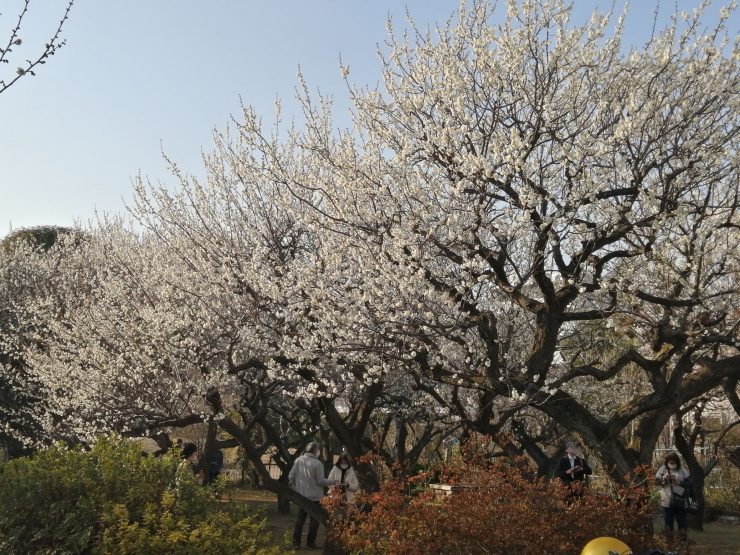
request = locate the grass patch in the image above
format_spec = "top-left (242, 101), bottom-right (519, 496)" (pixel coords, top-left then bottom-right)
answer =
top-left (689, 522), bottom-right (740, 554)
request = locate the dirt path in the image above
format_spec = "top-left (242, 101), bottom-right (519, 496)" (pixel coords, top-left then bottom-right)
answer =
top-left (224, 489), bottom-right (327, 553)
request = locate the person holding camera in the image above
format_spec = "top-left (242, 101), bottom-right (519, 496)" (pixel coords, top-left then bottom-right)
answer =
top-left (655, 452), bottom-right (691, 541)
top-left (556, 441), bottom-right (592, 496)
top-left (328, 452), bottom-right (360, 504)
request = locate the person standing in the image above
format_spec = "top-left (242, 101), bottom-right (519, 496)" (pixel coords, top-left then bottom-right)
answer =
top-left (176, 442), bottom-right (204, 487)
top-left (205, 448), bottom-right (224, 486)
top-left (289, 442), bottom-right (337, 550)
top-left (556, 441), bottom-right (592, 495)
top-left (655, 453), bottom-right (691, 541)
top-left (328, 452), bottom-right (360, 504)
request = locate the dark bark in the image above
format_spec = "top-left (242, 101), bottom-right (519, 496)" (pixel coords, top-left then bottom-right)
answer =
top-left (675, 418), bottom-right (706, 531)
top-left (276, 473), bottom-right (292, 515)
top-left (218, 415), bottom-right (328, 524)
top-left (199, 420), bottom-right (218, 483)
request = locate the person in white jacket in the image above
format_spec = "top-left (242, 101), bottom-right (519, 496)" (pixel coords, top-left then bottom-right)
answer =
top-left (288, 442), bottom-right (337, 549)
top-left (328, 452), bottom-right (360, 504)
top-left (655, 452), bottom-right (691, 541)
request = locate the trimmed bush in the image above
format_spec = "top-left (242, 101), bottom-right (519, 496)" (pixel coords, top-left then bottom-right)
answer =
top-left (0, 437), bottom-right (287, 554)
top-left (328, 448), bottom-right (663, 555)
top-left (99, 491), bottom-right (285, 555)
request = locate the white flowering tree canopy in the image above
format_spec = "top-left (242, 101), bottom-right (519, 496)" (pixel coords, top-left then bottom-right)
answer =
top-left (5, 0), bottom-right (739, 486)
top-left (213, 0), bottom-right (738, 478)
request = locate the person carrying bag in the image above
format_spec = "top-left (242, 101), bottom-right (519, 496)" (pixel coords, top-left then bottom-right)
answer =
top-left (655, 453), bottom-right (691, 541)
top-left (669, 474), bottom-right (698, 515)
top-left (328, 452), bottom-right (360, 504)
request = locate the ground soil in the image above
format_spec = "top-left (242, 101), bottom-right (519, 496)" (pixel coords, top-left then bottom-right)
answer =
top-left (224, 488), bottom-right (326, 553)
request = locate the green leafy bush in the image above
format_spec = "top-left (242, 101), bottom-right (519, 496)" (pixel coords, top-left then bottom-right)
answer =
top-left (99, 491), bottom-right (286, 555)
top-left (705, 462), bottom-right (740, 517)
top-left (0, 436), bottom-right (287, 554)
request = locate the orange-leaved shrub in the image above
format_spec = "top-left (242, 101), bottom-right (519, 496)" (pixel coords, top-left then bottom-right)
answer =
top-left (327, 448), bottom-right (661, 555)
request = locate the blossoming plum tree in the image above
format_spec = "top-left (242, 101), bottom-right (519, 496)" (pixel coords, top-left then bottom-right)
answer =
top-left (0, 227), bottom-right (80, 455)
top-left (11, 169), bottom-right (450, 520)
top-left (216, 0), bottom-right (739, 481)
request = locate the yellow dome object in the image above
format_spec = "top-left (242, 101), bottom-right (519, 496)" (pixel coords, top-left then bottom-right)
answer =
top-left (580, 537), bottom-right (632, 555)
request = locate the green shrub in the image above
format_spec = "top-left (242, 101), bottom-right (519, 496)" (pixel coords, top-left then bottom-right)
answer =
top-left (705, 462), bottom-right (740, 517)
top-left (0, 436), bottom-right (287, 554)
top-left (99, 491), bottom-right (286, 555)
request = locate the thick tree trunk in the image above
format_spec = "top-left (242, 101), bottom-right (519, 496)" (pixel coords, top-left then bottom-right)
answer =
top-left (675, 424), bottom-right (706, 531)
top-left (276, 473), bottom-right (292, 515)
top-left (687, 484), bottom-right (705, 532)
top-left (350, 459), bottom-right (380, 494)
top-left (218, 416), bottom-right (328, 524)
top-left (200, 420), bottom-right (219, 483)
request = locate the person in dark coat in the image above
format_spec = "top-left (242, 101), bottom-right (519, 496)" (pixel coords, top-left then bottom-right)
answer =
top-left (205, 448), bottom-right (224, 485)
top-left (556, 441), bottom-right (592, 495)
top-left (176, 442), bottom-right (204, 487)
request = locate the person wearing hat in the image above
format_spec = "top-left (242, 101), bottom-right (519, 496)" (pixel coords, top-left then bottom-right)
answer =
top-left (288, 441), bottom-right (337, 549)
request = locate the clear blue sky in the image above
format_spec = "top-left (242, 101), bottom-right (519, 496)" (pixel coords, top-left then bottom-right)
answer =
top-left (0, 1), bottom-right (736, 236)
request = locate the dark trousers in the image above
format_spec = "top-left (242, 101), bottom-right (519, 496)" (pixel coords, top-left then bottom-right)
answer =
top-left (663, 506), bottom-right (687, 531)
top-left (293, 501), bottom-right (320, 546)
